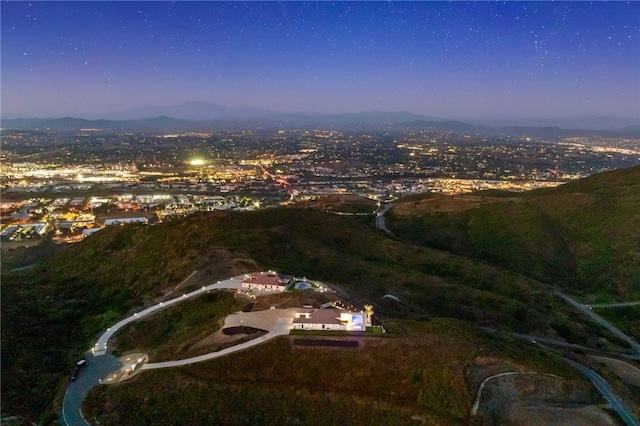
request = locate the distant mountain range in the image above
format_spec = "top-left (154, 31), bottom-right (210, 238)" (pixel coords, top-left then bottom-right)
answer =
top-left (463, 115), bottom-right (640, 132)
top-left (2, 101), bottom-right (639, 136)
top-left (105, 101), bottom-right (272, 121)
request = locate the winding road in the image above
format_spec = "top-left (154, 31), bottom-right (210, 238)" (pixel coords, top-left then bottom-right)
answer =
top-left (587, 301), bottom-right (640, 308)
top-left (142, 318), bottom-right (293, 369)
top-left (482, 327), bottom-right (596, 352)
top-left (62, 274), bottom-right (293, 426)
top-left (62, 248), bottom-right (640, 425)
top-left (564, 358), bottom-right (640, 426)
top-left (61, 354), bottom-right (122, 426)
top-left (556, 292), bottom-right (640, 356)
top-left (375, 202), bottom-right (392, 234)
top-left (93, 275), bottom-right (246, 356)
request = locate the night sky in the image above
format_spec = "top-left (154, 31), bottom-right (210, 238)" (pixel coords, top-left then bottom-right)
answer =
top-left (2, 1), bottom-right (639, 119)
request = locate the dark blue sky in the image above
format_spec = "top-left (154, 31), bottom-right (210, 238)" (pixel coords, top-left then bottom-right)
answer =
top-left (2, 1), bottom-right (639, 119)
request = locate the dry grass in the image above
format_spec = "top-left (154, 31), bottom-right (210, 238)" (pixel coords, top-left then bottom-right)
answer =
top-left (505, 404), bottom-right (617, 426)
top-left (249, 290), bottom-right (337, 311)
top-left (590, 356), bottom-right (640, 388)
top-left (583, 355), bottom-right (640, 418)
top-left (392, 194), bottom-right (522, 216)
top-left (292, 194), bottom-right (377, 213)
top-left (86, 318), bottom-right (599, 426)
top-left (189, 327), bottom-right (248, 350)
top-left (113, 291), bottom-right (244, 361)
top-left (387, 166), bottom-right (640, 300)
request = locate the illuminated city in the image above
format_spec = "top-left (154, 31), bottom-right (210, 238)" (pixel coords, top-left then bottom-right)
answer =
top-left (2, 126), bottom-right (638, 245)
top-left (2, 1), bottom-right (640, 425)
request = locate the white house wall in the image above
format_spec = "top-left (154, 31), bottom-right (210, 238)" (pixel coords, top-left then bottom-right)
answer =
top-left (293, 323), bottom-right (347, 331)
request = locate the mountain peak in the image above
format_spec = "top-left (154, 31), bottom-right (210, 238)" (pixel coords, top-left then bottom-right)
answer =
top-left (107, 102), bottom-right (272, 121)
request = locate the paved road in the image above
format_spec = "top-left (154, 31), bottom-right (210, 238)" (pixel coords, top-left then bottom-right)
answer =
top-left (564, 358), bottom-right (640, 426)
top-left (588, 301), bottom-right (640, 308)
top-left (482, 327), bottom-right (640, 361)
top-left (63, 274), bottom-right (246, 424)
top-left (93, 275), bottom-right (245, 355)
top-left (61, 354), bottom-right (122, 426)
top-left (556, 292), bottom-right (640, 355)
top-left (482, 327), bottom-right (596, 352)
top-left (375, 203), bottom-right (392, 234)
top-left (142, 318), bottom-right (293, 369)
top-left (63, 273), bottom-right (294, 425)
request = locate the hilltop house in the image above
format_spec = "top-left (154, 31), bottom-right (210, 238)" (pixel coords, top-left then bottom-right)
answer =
top-left (241, 271), bottom-right (292, 292)
top-left (292, 307), bottom-right (367, 331)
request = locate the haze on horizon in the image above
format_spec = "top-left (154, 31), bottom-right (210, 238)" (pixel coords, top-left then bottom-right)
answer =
top-left (1, 1), bottom-right (639, 120)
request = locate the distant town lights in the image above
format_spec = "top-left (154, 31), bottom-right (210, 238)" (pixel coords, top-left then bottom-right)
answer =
top-left (189, 158), bottom-right (206, 166)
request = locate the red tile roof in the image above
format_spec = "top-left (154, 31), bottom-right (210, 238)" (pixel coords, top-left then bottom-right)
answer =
top-left (242, 272), bottom-right (288, 287)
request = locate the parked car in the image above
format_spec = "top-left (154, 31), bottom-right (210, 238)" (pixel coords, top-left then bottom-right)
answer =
top-left (71, 359), bottom-right (86, 381)
top-left (70, 367), bottom-right (80, 381)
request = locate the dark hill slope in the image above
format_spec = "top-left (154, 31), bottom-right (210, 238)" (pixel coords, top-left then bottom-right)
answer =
top-left (85, 319), bottom-right (594, 426)
top-left (46, 208), bottom-right (555, 326)
top-left (2, 205), bottom-right (633, 421)
top-left (387, 165), bottom-right (640, 301)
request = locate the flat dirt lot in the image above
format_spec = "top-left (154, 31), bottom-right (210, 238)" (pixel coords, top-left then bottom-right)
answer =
top-left (222, 308), bottom-right (300, 330)
top-left (191, 308), bottom-right (300, 350)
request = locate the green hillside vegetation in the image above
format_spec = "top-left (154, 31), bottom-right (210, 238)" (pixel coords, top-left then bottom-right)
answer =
top-left (291, 193), bottom-right (378, 213)
top-left (113, 291), bottom-right (245, 361)
top-left (386, 165), bottom-right (640, 301)
top-left (2, 166), bottom-right (639, 422)
top-left (583, 355), bottom-right (640, 418)
top-left (113, 290), bottom-right (343, 361)
top-left (1, 274), bottom-right (79, 425)
top-left (84, 319), bottom-right (593, 426)
top-left (20, 208), bottom-right (551, 329)
top-left (592, 306), bottom-right (640, 342)
top-left (0, 210), bottom-right (575, 421)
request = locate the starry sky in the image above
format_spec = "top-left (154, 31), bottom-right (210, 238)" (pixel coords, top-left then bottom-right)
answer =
top-left (2, 1), bottom-right (639, 119)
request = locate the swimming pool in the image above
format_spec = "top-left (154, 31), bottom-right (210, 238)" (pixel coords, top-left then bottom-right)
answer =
top-left (294, 281), bottom-right (313, 290)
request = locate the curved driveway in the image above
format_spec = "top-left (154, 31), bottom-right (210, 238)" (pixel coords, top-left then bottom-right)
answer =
top-left (93, 275), bottom-right (246, 356)
top-left (142, 317), bottom-right (293, 369)
top-left (64, 273), bottom-right (294, 425)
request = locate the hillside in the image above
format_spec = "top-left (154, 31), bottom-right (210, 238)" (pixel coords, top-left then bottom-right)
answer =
top-left (386, 165), bottom-right (640, 301)
top-left (84, 319), bottom-right (601, 426)
top-left (2, 169), bottom-right (639, 422)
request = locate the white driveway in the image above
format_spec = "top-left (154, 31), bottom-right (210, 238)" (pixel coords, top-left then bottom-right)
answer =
top-left (93, 275), bottom-right (246, 356)
top-left (141, 317), bottom-right (293, 369)
top-left (223, 308), bottom-right (301, 330)
top-left (91, 273), bottom-right (301, 370)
